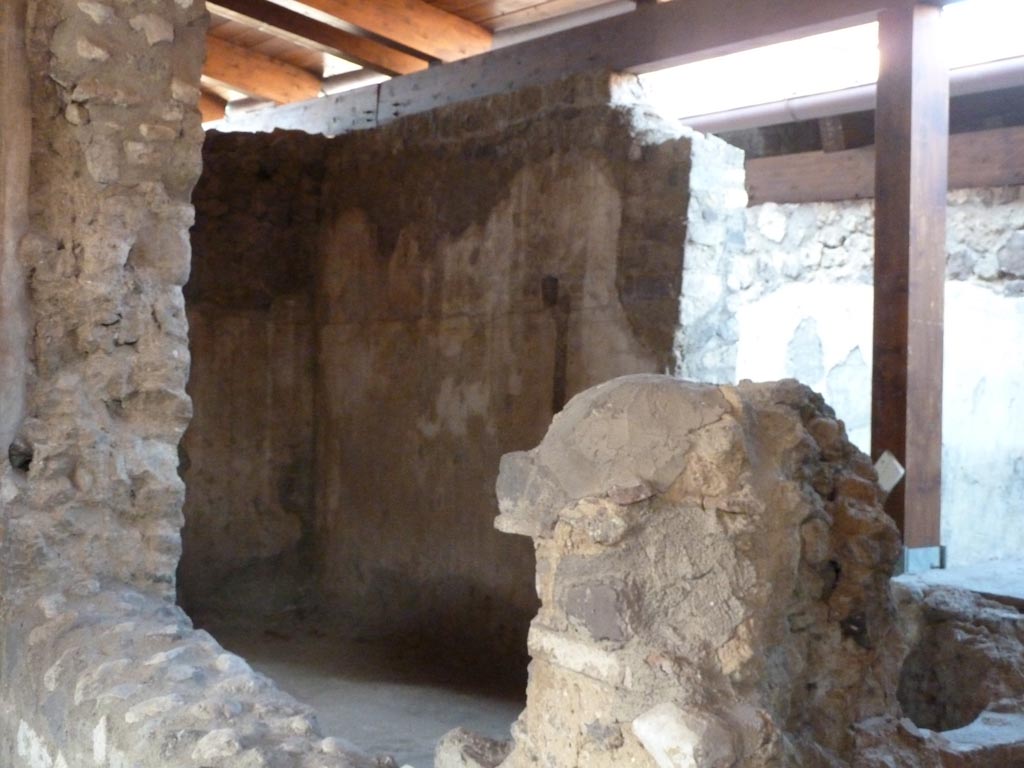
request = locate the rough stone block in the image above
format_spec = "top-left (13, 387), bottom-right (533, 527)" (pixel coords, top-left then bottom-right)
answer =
top-left (491, 375), bottom-right (905, 767)
top-left (632, 703), bottom-right (735, 768)
top-left (435, 728), bottom-right (512, 768)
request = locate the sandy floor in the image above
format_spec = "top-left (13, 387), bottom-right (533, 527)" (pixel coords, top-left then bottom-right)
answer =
top-left (212, 626), bottom-right (525, 768)
top-left (894, 557), bottom-right (1024, 606)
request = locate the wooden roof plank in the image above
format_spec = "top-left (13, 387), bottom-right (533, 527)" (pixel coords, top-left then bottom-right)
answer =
top-left (209, 0), bottom-right (428, 76)
top-left (199, 91), bottom-right (228, 122)
top-left (204, 35), bottom-right (322, 103)
top-left (289, 0), bottom-right (493, 61)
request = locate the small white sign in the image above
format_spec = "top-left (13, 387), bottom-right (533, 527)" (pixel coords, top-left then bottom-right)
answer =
top-left (874, 450), bottom-right (906, 497)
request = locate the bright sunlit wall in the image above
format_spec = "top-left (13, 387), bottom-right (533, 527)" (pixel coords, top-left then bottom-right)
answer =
top-left (638, 0), bottom-right (1024, 121)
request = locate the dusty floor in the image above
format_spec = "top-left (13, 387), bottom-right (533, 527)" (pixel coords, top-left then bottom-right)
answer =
top-left (212, 626), bottom-right (525, 767)
top-left (198, 561), bottom-right (1022, 767)
top-left (895, 557), bottom-right (1024, 605)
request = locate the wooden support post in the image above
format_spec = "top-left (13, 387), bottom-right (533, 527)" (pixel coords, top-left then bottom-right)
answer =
top-left (872, 2), bottom-right (948, 548)
top-left (819, 116), bottom-right (848, 153)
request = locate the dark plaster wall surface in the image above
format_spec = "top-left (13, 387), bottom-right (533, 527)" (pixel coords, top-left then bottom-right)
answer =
top-left (183, 75), bottom-right (698, 662)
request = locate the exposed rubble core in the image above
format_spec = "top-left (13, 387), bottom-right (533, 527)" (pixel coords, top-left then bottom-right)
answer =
top-left (0, 0), bottom-right (383, 764)
top-left (479, 375), bottom-right (1024, 768)
top-left (492, 375), bottom-right (904, 767)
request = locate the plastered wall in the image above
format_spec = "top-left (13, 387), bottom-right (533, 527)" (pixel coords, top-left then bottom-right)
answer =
top-left (682, 189), bottom-right (1024, 566)
top-left (182, 133), bottom-right (327, 623)
top-left (184, 76), bottom-right (746, 660)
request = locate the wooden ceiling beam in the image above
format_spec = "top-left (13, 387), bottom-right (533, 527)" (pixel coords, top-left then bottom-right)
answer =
top-left (222, 0), bottom-right (940, 135)
top-left (744, 124), bottom-right (1024, 205)
top-left (204, 34), bottom-right (322, 103)
top-left (199, 90), bottom-right (228, 122)
top-left (207, 0), bottom-right (428, 76)
top-left (285, 0), bottom-right (493, 62)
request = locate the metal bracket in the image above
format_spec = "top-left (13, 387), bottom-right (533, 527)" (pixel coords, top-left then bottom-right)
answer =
top-left (897, 545), bottom-right (946, 576)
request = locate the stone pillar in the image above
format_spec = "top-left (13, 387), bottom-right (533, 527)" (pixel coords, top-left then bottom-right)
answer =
top-left (493, 374), bottom-right (903, 767)
top-left (0, 3), bottom-right (385, 765)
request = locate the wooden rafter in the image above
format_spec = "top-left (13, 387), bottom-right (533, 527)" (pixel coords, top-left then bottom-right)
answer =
top-left (199, 91), bottom-right (228, 122)
top-left (746, 124), bottom-right (1024, 204)
top-left (818, 116), bottom-right (848, 153)
top-left (208, 0), bottom-right (428, 76)
top-left (230, 0), bottom-right (922, 135)
top-left (204, 34), bottom-right (322, 103)
top-left (284, 0), bottom-right (492, 62)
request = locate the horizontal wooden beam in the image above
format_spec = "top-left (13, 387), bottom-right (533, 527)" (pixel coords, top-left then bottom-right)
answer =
top-left (221, 0), bottom-right (919, 136)
top-left (378, 0), bottom-right (907, 119)
top-left (746, 124), bottom-right (1024, 204)
top-left (204, 34), bottom-right (322, 103)
top-left (199, 90), bottom-right (227, 122)
top-left (207, 0), bottom-right (428, 76)
top-left (286, 0), bottom-right (492, 62)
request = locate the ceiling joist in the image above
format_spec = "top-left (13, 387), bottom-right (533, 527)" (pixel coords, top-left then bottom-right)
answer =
top-left (285, 0), bottom-right (493, 62)
top-left (218, 0), bottom-right (920, 135)
top-left (208, 0), bottom-right (429, 76)
top-left (746, 124), bottom-right (1024, 204)
top-left (205, 34), bottom-right (323, 103)
top-left (199, 91), bottom-right (228, 122)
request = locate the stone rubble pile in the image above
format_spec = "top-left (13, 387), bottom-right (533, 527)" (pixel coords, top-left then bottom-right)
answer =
top-left (438, 375), bottom-right (1024, 768)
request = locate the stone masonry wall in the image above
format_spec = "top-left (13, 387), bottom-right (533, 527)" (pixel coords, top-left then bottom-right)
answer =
top-left (681, 189), bottom-right (1024, 566)
top-left (0, 2), bottom-right (386, 765)
top-left (465, 374), bottom-right (1024, 768)
top-left (492, 375), bottom-right (906, 767)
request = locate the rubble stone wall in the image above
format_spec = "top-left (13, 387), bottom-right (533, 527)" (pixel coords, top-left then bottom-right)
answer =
top-left (478, 375), bottom-right (1024, 768)
top-left (0, 2), bottom-right (382, 765)
top-left (681, 190), bottom-right (1024, 566)
top-left (493, 375), bottom-right (905, 767)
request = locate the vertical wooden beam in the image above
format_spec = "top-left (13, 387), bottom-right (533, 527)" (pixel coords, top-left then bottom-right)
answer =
top-left (872, 2), bottom-right (948, 548)
top-left (819, 116), bottom-right (848, 153)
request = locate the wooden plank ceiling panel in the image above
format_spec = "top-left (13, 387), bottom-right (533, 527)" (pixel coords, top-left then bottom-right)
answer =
top-left (209, 16), bottom-right (325, 76)
top-left (209, 0), bottom-right (428, 76)
top-left (428, 0), bottom-right (602, 26)
top-left (250, 39), bottom-right (325, 73)
top-left (209, 16), bottom-right (272, 47)
top-left (283, 0), bottom-right (493, 61)
top-left (484, 0), bottom-right (615, 30)
top-left (204, 35), bottom-right (322, 102)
